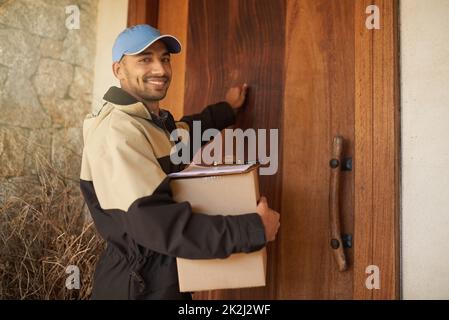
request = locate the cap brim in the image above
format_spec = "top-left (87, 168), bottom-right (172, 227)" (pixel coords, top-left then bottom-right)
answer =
top-left (126, 35), bottom-right (182, 56)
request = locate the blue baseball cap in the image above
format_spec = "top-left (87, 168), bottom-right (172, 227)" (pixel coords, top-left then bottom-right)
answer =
top-left (112, 24), bottom-right (181, 63)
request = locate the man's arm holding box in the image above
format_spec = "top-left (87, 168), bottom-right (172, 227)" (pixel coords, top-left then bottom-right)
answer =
top-left (83, 112), bottom-right (279, 260)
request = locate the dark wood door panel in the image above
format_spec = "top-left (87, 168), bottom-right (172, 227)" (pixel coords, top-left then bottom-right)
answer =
top-left (184, 0), bottom-right (285, 300)
top-left (127, 0), bottom-right (159, 27)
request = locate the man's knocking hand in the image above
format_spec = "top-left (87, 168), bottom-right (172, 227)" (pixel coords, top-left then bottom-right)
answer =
top-left (225, 83), bottom-right (249, 112)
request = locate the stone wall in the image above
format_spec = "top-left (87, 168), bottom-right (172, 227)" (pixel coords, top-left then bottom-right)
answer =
top-left (0, 0), bottom-right (98, 200)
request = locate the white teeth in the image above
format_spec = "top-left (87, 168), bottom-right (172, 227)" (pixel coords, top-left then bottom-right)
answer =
top-left (146, 79), bottom-right (166, 85)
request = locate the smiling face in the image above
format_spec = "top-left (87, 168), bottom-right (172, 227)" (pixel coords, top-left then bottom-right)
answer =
top-left (113, 40), bottom-right (172, 106)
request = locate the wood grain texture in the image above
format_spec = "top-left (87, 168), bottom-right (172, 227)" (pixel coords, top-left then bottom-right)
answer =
top-left (326, 0), bottom-right (355, 299)
top-left (127, 0), bottom-right (159, 27)
top-left (371, 0), bottom-right (400, 300)
top-left (184, 0), bottom-right (285, 300)
top-left (354, 0), bottom-right (374, 300)
top-left (354, 0), bottom-right (400, 299)
top-left (158, 0), bottom-right (189, 120)
top-left (280, 0), bottom-right (355, 299)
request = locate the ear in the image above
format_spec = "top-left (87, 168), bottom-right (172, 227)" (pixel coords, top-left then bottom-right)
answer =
top-left (112, 61), bottom-right (125, 81)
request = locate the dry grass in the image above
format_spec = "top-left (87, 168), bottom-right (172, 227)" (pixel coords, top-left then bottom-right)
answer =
top-left (0, 155), bottom-right (105, 299)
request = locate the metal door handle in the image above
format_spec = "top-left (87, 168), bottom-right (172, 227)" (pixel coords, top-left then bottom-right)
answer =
top-left (329, 136), bottom-right (348, 272)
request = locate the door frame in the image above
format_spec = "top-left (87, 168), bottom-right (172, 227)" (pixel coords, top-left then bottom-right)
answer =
top-left (127, 0), bottom-right (401, 300)
top-left (353, 0), bottom-right (400, 299)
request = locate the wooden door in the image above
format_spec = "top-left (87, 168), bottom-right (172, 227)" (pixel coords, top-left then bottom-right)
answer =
top-left (131, 0), bottom-right (400, 300)
top-left (280, 0), bottom-right (355, 299)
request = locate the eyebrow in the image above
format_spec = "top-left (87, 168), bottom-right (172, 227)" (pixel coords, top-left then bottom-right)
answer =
top-left (136, 51), bottom-right (170, 57)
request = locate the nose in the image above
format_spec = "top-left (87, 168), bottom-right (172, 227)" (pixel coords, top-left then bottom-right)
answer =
top-left (150, 59), bottom-right (166, 76)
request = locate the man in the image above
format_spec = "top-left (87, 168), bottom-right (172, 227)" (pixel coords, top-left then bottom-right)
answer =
top-left (80, 24), bottom-right (280, 300)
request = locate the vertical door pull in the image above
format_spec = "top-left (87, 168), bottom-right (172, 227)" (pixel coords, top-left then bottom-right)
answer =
top-left (329, 136), bottom-right (348, 272)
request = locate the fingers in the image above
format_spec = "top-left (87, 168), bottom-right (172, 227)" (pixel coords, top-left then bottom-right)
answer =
top-left (258, 196), bottom-right (268, 206)
top-left (234, 83), bottom-right (247, 99)
top-left (242, 83), bottom-right (248, 96)
top-left (239, 83), bottom-right (248, 102)
top-left (225, 83), bottom-right (249, 109)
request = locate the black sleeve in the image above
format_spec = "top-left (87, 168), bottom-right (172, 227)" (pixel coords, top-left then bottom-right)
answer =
top-left (117, 177), bottom-right (266, 259)
top-left (180, 101), bottom-right (236, 133)
top-left (178, 102), bottom-right (236, 161)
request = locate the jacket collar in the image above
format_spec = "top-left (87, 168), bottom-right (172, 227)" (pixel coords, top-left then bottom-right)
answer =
top-left (103, 86), bottom-right (139, 105)
top-left (103, 86), bottom-right (176, 132)
top-left (103, 86), bottom-right (151, 120)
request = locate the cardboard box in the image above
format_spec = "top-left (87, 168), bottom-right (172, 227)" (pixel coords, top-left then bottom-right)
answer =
top-left (169, 163), bottom-right (267, 292)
